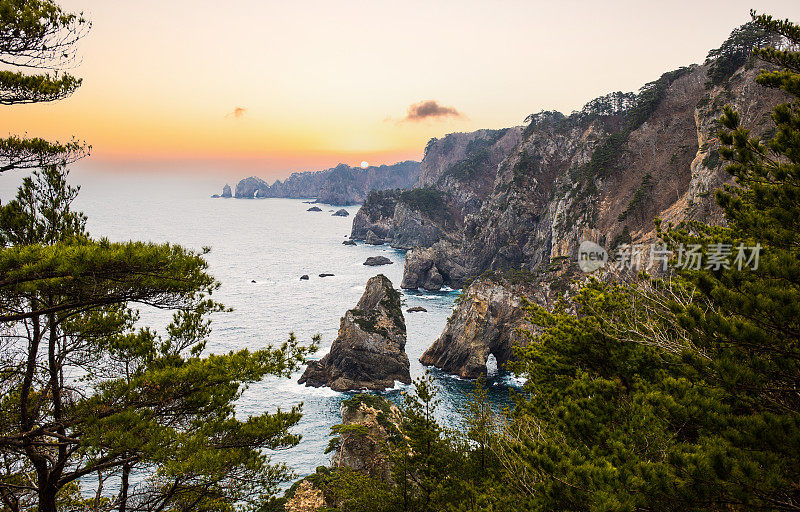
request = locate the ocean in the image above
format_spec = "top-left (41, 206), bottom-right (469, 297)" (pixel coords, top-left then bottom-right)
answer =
top-left (0, 169), bottom-right (517, 480)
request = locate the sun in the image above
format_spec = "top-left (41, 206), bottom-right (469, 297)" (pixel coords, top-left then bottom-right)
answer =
top-left (360, 161), bottom-right (369, 169)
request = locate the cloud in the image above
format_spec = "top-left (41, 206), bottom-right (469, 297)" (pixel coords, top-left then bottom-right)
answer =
top-left (403, 100), bottom-right (463, 122)
top-left (226, 107), bottom-right (247, 119)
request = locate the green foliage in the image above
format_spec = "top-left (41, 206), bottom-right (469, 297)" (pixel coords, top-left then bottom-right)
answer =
top-left (610, 225), bottom-right (632, 249)
top-left (424, 137), bottom-right (439, 156)
top-left (0, 164), bottom-right (85, 245)
top-left (617, 173), bottom-right (653, 221)
top-left (0, 134), bottom-right (89, 173)
top-left (701, 148), bottom-right (721, 168)
top-left (523, 110), bottom-right (567, 136)
top-left (512, 150), bottom-right (541, 185)
top-left (0, 0), bottom-right (91, 174)
top-left (0, 69), bottom-right (81, 104)
top-left (342, 393), bottom-right (394, 416)
top-left (706, 19), bottom-right (778, 86)
top-left (398, 187), bottom-right (447, 220)
top-left (0, 150), bottom-right (317, 512)
top-left (0, 0), bottom-right (90, 69)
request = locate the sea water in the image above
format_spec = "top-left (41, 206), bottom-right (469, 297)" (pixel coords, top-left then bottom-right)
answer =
top-left (0, 169), bottom-right (517, 480)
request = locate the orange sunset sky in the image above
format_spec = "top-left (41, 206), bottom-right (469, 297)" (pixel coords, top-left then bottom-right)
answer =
top-left (5, 0), bottom-right (800, 181)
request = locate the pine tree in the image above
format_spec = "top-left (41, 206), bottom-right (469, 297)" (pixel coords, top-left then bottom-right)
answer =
top-left (500, 11), bottom-right (800, 511)
top-left (0, 0), bottom-right (91, 173)
top-left (0, 167), bottom-right (317, 512)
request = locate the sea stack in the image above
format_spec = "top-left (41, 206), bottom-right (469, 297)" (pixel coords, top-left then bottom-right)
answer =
top-left (221, 184), bottom-right (232, 198)
top-left (299, 274), bottom-right (410, 391)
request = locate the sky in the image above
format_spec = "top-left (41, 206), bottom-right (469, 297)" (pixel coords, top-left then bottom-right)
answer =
top-left (4, 0), bottom-right (800, 181)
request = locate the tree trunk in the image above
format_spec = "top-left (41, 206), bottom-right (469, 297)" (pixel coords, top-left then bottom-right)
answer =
top-left (37, 484), bottom-right (58, 512)
top-left (119, 462), bottom-right (130, 512)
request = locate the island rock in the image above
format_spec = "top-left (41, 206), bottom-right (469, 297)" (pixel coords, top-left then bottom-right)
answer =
top-left (363, 256), bottom-right (393, 266)
top-left (332, 209), bottom-right (350, 217)
top-left (299, 274), bottom-right (410, 391)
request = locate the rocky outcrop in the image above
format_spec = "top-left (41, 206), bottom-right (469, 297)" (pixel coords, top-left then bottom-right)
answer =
top-left (364, 256), bottom-right (392, 266)
top-left (332, 209), bottom-right (349, 217)
top-left (331, 394), bottom-right (400, 481)
top-left (234, 176), bottom-right (269, 198)
top-left (420, 264), bottom-right (577, 378)
top-left (364, 230), bottom-right (384, 245)
top-left (299, 275), bottom-right (410, 391)
top-left (350, 188), bottom-right (458, 250)
top-left (231, 161), bottom-right (420, 204)
top-left (400, 241), bottom-right (465, 291)
top-left (307, 206), bottom-right (322, 212)
top-left (280, 394), bottom-right (400, 510)
top-left (389, 201), bottom-right (446, 250)
top-left (284, 480), bottom-right (325, 512)
top-left (221, 184), bottom-right (232, 198)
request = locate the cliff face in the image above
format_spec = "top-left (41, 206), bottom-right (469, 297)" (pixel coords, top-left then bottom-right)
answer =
top-left (419, 277), bottom-right (532, 378)
top-left (317, 161), bottom-right (421, 205)
top-left (332, 395), bottom-right (400, 481)
top-left (350, 189), bottom-right (456, 250)
top-left (419, 263), bottom-right (577, 377)
top-left (298, 275), bottom-right (410, 391)
top-left (230, 161), bottom-right (420, 204)
top-left (404, 58), bottom-right (788, 378)
top-left (349, 129), bottom-right (522, 250)
top-left (394, 61), bottom-right (786, 292)
top-left (418, 128), bottom-right (524, 215)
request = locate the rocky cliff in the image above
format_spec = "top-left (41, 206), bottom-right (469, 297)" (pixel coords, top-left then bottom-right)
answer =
top-left (330, 395), bottom-right (400, 481)
top-left (298, 275), bottom-right (410, 391)
top-left (349, 129), bottom-right (521, 249)
top-left (350, 188), bottom-right (460, 249)
top-left (392, 60), bottom-right (786, 293)
top-left (281, 394), bottom-right (399, 511)
top-left (419, 263), bottom-right (578, 377)
top-left (229, 161), bottom-right (420, 205)
top-left (396, 36), bottom-right (789, 378)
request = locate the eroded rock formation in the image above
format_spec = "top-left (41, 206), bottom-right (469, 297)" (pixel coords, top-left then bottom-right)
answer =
top-left (420, 263), bottom-right (577, 378)
top-left (299, 275), bottom-right (410, 391)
